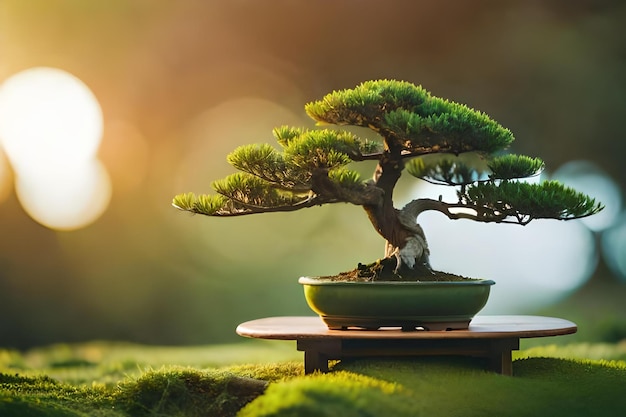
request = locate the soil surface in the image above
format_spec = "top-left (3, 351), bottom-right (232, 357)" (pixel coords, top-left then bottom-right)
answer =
top-left (320, 257), bottom-right (476, 282)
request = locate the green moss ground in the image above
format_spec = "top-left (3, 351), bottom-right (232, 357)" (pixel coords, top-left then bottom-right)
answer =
top-left (2, 339), bottom-right (626, 417)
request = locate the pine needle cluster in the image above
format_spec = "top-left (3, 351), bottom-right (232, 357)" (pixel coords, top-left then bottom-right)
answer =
top-left (305, 79), bottom-right (514, 155)
top-left (172, 127), bottom-right (379, 216)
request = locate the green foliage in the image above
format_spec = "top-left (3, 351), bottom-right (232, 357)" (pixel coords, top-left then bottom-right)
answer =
top-left (173, 126), bottom-right (380, 216)
top-left (194, 194), bottom-right (229, 215)
top-left (406, 153), bottom-right (545, 186)
top-left (174, 79), bottom-right (601, 228)
top-left (172, 192), bottom-right (228, 215)
top-left (172, 191), bottom-right (198, 211)
top-left (488, 154), bottom-right (545, 180)
top-left (173, 184), bottom-right (305, 216)
top-left (384, 105), bottom-right (514, 154)
top-left (327, 168), bottom-right (363, 189)
top-left (227, 144), bottom-right (310, 191)
top-left (305, 79), bottom-right (514, 155)
top-left (466, 180), bottom-right (604, 221)
top-left (212, 173), bottom-right (306, 208)
top-left (305, 79), bottom-right (432, 127)
top-left (227, 144), bottom-right (285, 178)
top-left (272, 126), bottom-right (305, 147)
top-left (405, 153), bottom-right (490, 186)
top-left (284, 136), bottom-right (352, 171)
top-left (283, 129), bottom-right (378, 169)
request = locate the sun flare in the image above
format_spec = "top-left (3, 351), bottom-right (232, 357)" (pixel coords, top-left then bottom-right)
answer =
top-left (0, 67), bottom-right (111, 230)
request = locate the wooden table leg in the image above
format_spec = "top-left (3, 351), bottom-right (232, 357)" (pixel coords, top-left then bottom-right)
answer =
top-left (297, 339), bottom-right (342, 374)
top-left (303, 349), bottom-right (328, 374)
top-left (486, 338), bottom-right (519, 376)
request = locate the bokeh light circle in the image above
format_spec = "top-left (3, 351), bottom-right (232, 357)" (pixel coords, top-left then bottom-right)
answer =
top-left (0, 67), bottom-right (103, 170)
top-left (601, 212), bottom-right (626, 282)
top-left (412, 181), bottom-right (597, 312)
top-left (0, 67), bottom-right (110, 230)
top-left (15, 160), bottom-right (111, 231)
top-left (551, 160), bottom-right (622, 232)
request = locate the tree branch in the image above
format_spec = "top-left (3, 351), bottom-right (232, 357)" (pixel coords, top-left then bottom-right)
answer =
top-left (205, 170), bottom-right (385, 217)
top-left (400, 198), bottom-right (528, 224)
top-left (310, 168), bottom-right (383, 206)
top-left (210, 195), bottom-right (331, 217)
top-left (354, 148), bottom-right (449, 162)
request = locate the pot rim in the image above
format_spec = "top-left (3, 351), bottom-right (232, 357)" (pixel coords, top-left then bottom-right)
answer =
top-left (298, 276), bottom-right (495, 286)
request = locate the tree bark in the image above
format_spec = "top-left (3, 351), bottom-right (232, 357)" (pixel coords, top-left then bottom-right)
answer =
top-left (361, 144), bottom-right (432, 271)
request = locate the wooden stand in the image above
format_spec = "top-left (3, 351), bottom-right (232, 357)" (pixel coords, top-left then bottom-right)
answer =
top-left (236, 315), bottom-right (577, 376)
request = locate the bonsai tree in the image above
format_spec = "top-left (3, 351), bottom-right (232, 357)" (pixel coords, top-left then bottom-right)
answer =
top-left (173, 80), bottom-right (602, 281)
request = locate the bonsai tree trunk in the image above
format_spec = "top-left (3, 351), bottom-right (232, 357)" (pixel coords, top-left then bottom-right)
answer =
top-left (362, 145), bottom-right (432, 273)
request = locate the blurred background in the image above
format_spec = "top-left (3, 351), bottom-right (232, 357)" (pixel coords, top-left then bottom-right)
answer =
top-left (0, 0), bottom-right (625, 349)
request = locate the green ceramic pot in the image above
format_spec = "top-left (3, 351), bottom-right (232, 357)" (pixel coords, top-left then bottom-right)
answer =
top-left (299, 277), bottom-right (495, 331)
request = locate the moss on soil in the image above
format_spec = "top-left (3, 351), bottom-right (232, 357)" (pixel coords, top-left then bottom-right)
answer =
top-left (2, 341), bottom-right (626, 417)
top-left (242, 357), bottom-right (626, 417)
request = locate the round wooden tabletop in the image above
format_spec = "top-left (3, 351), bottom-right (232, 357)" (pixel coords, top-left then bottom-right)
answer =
top-left (236, 315), bottom-right (577, 340)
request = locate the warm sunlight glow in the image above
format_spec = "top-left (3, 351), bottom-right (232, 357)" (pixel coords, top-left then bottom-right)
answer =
top-left (0, 67), bottom-right (103, 169)
top-left (0, 148), bottom-right (12, 204)
top-left (0, 67), bottom-right (110, 230)
top-left (15, 160), bottom-right (111, 231)
top-left (99, 120), bottom-right (150, 194)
